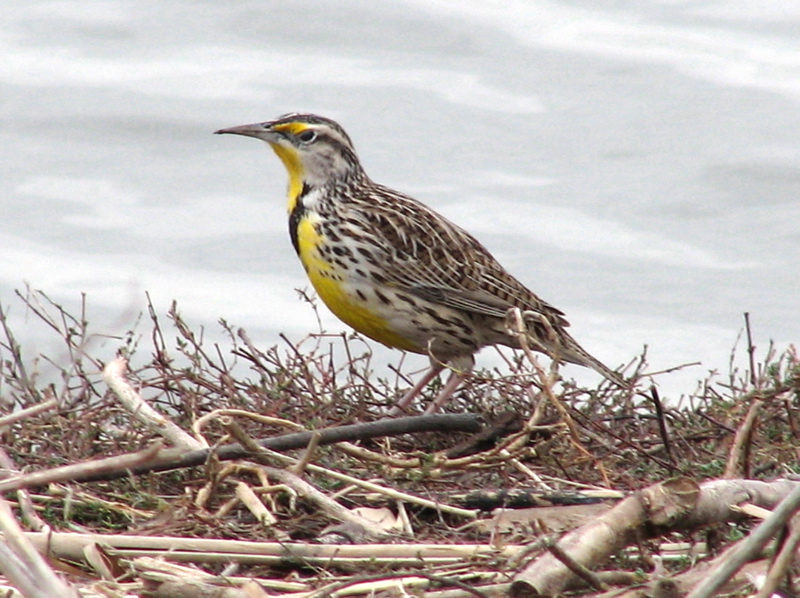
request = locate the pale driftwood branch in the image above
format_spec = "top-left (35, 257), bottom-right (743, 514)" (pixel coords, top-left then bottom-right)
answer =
top-left (256, 446), bottom-right (478, 520)
top-left (132, 556), bottom-right (505, 598)
top-left (0, 498), bottom-right (80, 598)
top-left (24, 531), bottom-right (519, 566)
top-left (590, 555), bottom-right (774, 598)
top-left (0, 399), bottom-right (58, 428)
top-left (224, 418), bottom-right (380, 539)
top-left (752, 513), bottom-right (800, 598)
top-left (0, 441), bottom-right (163, 493)
top-left (683, 478), bottom-right (800, 526)
top-left (133, 556), bottom-right (309, 593)
top-left (290, 430), bottom-right (322, 475)
top-left (723, 395), bottom-right (762, 478)
top-left (0, 446), bottom-right (48, 532)
top-left (135, 556), bottom-right (273, 598)
top-left (220, 416), bottom-right (477, 520)
top-left (302, 571), bottom-right (500, 598)
top-left (234, 482), bottom-right (277, 527)
top-left (103, 356), bottom-right (206, 451)
top-left (423, 583), bottom-right (514, 598)
top-left (685, 480), bottom-right (800, 598)
top-left (266, 464), bottom-right (379, 540)
top-left (0, 403), bottom-right (58, 532)
top-left (511, 478), bottom-right (800, 597)
top-left (510, 479), bottom-right (658, 596)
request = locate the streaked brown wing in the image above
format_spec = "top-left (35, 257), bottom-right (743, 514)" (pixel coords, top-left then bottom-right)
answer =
top-left (352, 184), bottom-right (570, 328)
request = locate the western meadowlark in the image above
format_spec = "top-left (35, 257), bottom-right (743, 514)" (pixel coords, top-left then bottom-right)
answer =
top-left (216, 113), bottom-right (624, 413)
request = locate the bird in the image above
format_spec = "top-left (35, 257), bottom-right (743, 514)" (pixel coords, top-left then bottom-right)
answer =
top-left (215, 113), bottom-right (624, 414)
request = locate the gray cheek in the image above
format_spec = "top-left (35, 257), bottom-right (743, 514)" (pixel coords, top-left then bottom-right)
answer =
top-left (310, 152), bottom-right (334, 173)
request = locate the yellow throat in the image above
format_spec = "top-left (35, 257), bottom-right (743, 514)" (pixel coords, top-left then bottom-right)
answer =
top-left (268, 143), bottom-right (305, 214)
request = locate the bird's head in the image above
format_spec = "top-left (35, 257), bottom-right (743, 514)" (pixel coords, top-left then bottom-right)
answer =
top-left (216, 113), bottom-right (363, 192)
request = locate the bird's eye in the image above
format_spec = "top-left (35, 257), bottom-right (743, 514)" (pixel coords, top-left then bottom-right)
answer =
top-left (297, 130), bottom-right (317, 143)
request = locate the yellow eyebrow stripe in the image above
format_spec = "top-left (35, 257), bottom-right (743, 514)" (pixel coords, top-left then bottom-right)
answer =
top-left (272, 122), bottom-right (312, 136)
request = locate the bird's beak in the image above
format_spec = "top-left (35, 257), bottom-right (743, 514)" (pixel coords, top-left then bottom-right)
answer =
top-left (214, 122), bottom-right (279, 141)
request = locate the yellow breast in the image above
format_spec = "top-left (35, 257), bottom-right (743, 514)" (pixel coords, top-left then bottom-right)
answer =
top-left (268, 137), bottom-right (420, 352)
top-left (294, 216), bottom-right (418, 351)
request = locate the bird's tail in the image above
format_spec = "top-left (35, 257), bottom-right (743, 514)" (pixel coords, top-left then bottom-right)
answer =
top-left (544, 329), bottom-right (627, 387)
top-left (512, 308), bottom-right (627, 387)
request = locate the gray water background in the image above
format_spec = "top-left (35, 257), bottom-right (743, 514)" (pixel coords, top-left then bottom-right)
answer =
top-left (2, 1), bottom-right (799, 397)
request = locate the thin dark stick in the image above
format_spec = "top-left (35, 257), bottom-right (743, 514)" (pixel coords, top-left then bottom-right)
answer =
top-left (71, 413), bottom-right (482, 483)
top-left (649, 386), bottom-right (674, 464)
top-left (570, 408), bottom-right (678, 474)
top-left (0, 304), bottom-right (38, 403)
top-left (697, 410), bottom-right (737, 434)
top-left (744, 312), bottom-right (758, 389)
top-left (542, 537), bottom-right (609, 591)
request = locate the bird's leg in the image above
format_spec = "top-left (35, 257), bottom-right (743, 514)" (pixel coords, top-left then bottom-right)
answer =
top-left (423, 368), bottom-right (469, 414)
top-left (387, 363), bottom-right (444, 416)
top-left (422, 354), bottom-right (475, 414)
